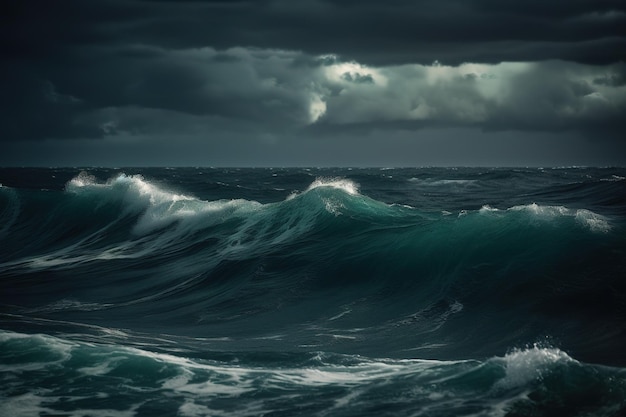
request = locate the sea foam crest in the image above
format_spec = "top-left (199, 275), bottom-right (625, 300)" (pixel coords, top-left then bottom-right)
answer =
top-left (495, 345), bottom-right (575, 390)
top-left (311, 178), bottom-right (358, 194)
top-left (0, 331), bottom-right (76, 372)
top-left (300, 177), bottom-right (359, 196)
top-left (285, 178), bottom-right (360, 217)
top-left (67, 171), bottom-right (98, 188)
top-left (511, 203), bottom-right (611, 233)
top-left (480, 203), bottom-right (611, 233)
top-left (66, 172), bottom-right (261, 235)
top-left (68, 172), bottom-right (194, 206)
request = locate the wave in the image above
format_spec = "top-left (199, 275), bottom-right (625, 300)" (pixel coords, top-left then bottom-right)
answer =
top-left (0, 171), bottom-right (624, 364)
top-left (1, 171), bottom-right (620, 282)
top-left (4, 171), bottom-right (613, 281)
top-left (4, 171), bottom-right (615, 242)
top-left (478, 203), bottom-right (611, 233)
top-left (2, 173), bottom-right (400, 267)
top-left (1, 330), bottom-right (624, 417)
top-left (53, 172), bottom-right (621, 241)
top-left (1, 168), bottom-right (625, 416)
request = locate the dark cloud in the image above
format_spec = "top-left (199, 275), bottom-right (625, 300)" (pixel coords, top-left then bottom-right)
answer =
top-left (593, 63), bottom-right (626, 87)
top-left (1, 46), bottom-right (321, 141)
top-left (0, 67), bottom-right (104, 141)
top-left (4, 0), bottom-right (625, 65)
top-left (2, 45), bottom-right (625, 141)
top-left (1, 0), bottom-right (624, 167)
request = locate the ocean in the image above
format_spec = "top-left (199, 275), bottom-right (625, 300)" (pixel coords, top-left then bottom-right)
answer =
top-left (1, 167), bottom-right (625, 416)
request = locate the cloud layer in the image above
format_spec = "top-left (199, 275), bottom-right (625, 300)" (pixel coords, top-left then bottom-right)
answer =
top-left (1, 0), bottom-right (625, 165)
top-left (6, 0), bottom-right (625, 65)
top-left (4, 45), bottom-right (624, 141)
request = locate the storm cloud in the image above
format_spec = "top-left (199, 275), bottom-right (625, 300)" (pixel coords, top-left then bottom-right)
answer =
top-left (6, 0), bottom-right (624, 65)
top-left (1, 0), bottom-right (625, 165)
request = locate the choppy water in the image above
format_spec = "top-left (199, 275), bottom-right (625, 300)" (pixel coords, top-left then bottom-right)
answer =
top-left (1, 167), bottom-right (625, 416)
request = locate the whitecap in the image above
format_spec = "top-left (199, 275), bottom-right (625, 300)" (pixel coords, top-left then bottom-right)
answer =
top-left (494, 345), bottom-right (575, 390)
top-left (508, 203), bottom-right (611, 232)
top-left (304, 177), bottom-right (360, 196)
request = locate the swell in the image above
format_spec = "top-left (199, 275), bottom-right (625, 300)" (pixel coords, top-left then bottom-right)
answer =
top-left (1, 329), bottom-right (625, 417)
top-left (0, 172), bottom-right (624, 364)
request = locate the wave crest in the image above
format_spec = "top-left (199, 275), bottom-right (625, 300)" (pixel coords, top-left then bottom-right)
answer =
top-left (478, 203), bottom-right (611, 233)
top-left (494, 345), bottom-right (576, 389)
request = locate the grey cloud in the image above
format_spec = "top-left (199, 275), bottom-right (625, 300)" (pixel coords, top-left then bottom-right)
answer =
top-left (3, 46), bottom-right (325, 140)
top-left (2, 0), bottom-right (624, 145)
top-left (4, 0), bottom-right (625, 66)
top-left (3, 45), bottom-right (625, 141)
top-left (341, 73), bottom-right (375, 84)
top-left (0, 68), bottom-right (104, 141)
top-left (116, 47), bottom-right (321, 125)
top-left (313, 60), bottom-right (626, 137)
top-left (593, 63), bottom-right (626, 87)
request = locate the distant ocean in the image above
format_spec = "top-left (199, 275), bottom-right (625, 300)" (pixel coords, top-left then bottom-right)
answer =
top-left (1, 167), bottom-right (625, 416)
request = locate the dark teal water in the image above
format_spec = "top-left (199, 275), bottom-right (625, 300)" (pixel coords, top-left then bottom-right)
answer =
top-left (1, 167), bottom-right (625, 416)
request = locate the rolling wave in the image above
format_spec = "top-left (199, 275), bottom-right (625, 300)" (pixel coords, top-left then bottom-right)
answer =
top-left (1, 330), bottom-right (624, 417)
top-left (1, 172), bottom-right (623, 363)
top-left (1, 167), bottom-right (625, 416)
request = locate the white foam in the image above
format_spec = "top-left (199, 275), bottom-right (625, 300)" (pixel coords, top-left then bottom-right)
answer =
top-left (65, 172), bottom-right (265, 238)
top-left (329, 309), bottom-right (352, 321)
top-left (601, 175), bottom-right (625, 182)
top-left (172, 378), bottom-right (253, 396)
top-left (509, 203), bottom-right (569, 217)
top-left (158, 360), bottom-right (256, 396)
top-left (323, 198), bottom-right (345, 215)
top-left (471, 203), bottom-right (611, 233)
top-left (178, 401), bottom-right (224, 417)
top-left (119, 174), bottom-right (193, 205)
top-left (67, 171), bottom-right (98, 188)
top-left (162, 371), bottom-right (194, 390)
top-left (133, 196), bottom-right (260, 235)
top-left (0, 392), bottom-right (58, 417)
top-left (0, 330), bottom-right (36, 344)
top-left (121, 340), bottom-right (466, 394)
top-left (574, 208), bottom-right (612, 233)
top-left (68, 172), bottom-right (193, 207)
top-left (77, 355), bottom-right (126, 376)
top-left (411, 178), bottom-right (477, 186)
top-left (33, 299), bottom-right (113, 313)
top-left (107, 174), bottom-right (202, 234)
top-left (0, 331), bottom-right (75, 372)
top-left (509, 203), bottom-right (611, 232)
top-left (314, 333), bottom-right (358, 340)
top-left (433, 179), bottom-right (476, 186)
top-left (479, 205), bottom-right (500, 213)
top-left (61, 174), bottom-right (368, 262)
top-left (494, 345), bottom-right (575, 390)
top-left (304, 177), bottom-right (360, 196)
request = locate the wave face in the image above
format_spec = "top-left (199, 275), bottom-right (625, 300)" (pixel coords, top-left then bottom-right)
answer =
top-left (1, 167), bottom-right (625, 416)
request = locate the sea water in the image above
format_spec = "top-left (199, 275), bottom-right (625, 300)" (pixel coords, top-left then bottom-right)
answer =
top-left (1, 167), bottom-right (625, 416)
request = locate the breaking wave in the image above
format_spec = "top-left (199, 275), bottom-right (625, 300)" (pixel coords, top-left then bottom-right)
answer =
top-left (1, 167), bottom-right (625, 416)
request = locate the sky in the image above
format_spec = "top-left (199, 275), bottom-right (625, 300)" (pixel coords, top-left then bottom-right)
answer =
top-left (2, 0), bottom-right (625, 167)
